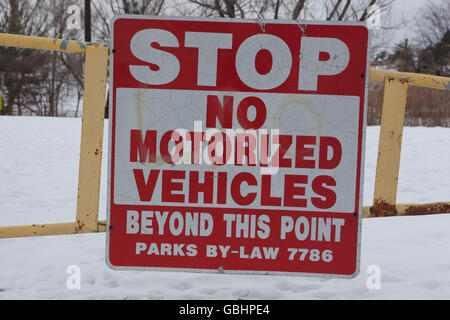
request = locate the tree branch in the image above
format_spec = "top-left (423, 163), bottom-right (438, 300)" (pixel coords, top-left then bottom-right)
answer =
top-left (292, 0), bottom-right (306, 20)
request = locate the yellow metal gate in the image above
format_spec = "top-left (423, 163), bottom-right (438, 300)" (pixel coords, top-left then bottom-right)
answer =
top-left (0, 33), bottom-right (448, 238)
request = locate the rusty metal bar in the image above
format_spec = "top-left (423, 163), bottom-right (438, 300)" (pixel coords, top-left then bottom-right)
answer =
top-left (370, 69), bottom-right (450, 90)
top-left (397, 202), bottom-right (450, 216)
top-left (370, 77), bottom-right (409, 217)
top-left (363, 202), bottom-right (450, 218)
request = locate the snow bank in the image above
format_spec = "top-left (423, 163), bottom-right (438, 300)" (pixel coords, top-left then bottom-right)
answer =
top-left (0, 116), bottom-right (449, 299)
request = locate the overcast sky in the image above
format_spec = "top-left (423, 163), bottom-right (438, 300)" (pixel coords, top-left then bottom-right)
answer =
top-left (390, 0), bottom-right (442, 43)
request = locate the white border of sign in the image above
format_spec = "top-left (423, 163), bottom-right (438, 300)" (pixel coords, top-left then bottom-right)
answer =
top-left (105, 15), bottom-right (370, 279)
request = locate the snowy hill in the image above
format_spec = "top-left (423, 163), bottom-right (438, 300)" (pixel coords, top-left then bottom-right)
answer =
top-left (0, 116), bottom-right (449, 299)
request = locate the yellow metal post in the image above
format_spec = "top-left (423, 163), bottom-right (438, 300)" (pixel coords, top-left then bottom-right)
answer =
top-left (370, 77), bottom-right (409, 216)
top-left (75, 45), bottom-right (109, 233)
top-left (0, 34), bottom-right (109, 238)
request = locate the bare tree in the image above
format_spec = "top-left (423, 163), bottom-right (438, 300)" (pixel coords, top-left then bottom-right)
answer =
top-left (179, 0), bottom-right (298, 19)
top-left (415, 0), bottom-right (450, 76)
top-left (317, 0), bottom-right (401, 60)
top-left (0, 0), bottom-right (86, 116)
top-left (0, 0), bottom-right (53, 115)
top-left (29, 0), bottom-right (82, 117)
top-left (91, 0), bottom-right (166, 43)
top-left (180, 0), bottom-right (397, 23)
top-left (415, 0), bottom-right (449, 48)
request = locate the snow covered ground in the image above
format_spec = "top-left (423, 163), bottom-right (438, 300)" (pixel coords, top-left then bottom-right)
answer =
top-left (0, 116), bottom-right (449, 299)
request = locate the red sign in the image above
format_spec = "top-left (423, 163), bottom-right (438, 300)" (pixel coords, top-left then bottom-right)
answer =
top-left (107, 16), bottom-right (369, 278)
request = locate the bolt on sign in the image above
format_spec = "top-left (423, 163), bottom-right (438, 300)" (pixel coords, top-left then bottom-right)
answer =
top-left (107, 16), bottom-right (369, 278)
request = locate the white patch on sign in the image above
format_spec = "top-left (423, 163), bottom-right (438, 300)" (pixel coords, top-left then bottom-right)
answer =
top-left (114, 88), bottom-right (359, 213)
